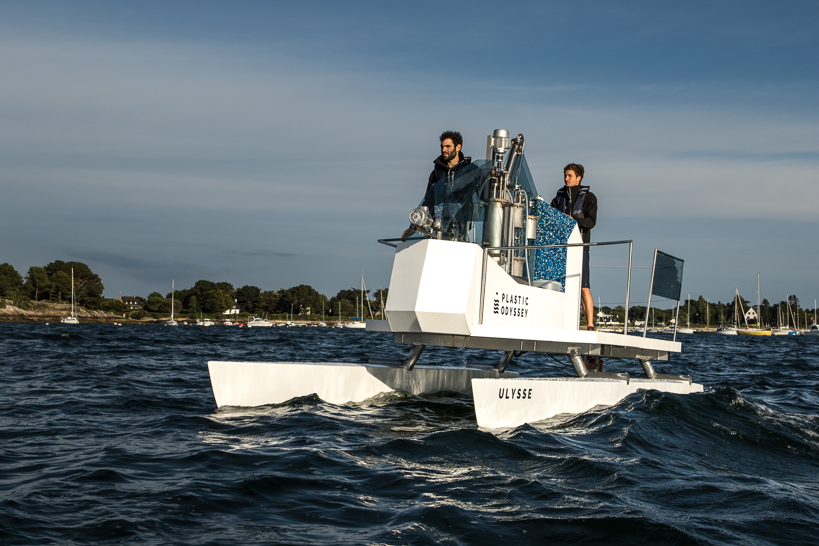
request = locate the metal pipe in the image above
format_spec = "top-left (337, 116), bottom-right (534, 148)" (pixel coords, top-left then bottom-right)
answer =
top-left (639, 358), bottom-right (657, 379)
top-left (644, 249), bottom-right (658, 338)
top-left (569, 351), bottom-right (587, 378)
top-left (673, 300), bottom-right (681, 342)
top-left (404, 345), bottom-right (425, 371)
top-left (479, 248), bottom-right (489, 325)
top-left (497, 351), bottom-right (514, 372)
top-left (625, 241), bottom-right (632, 335)
top-left (674, 260), bottom-right (686, 342)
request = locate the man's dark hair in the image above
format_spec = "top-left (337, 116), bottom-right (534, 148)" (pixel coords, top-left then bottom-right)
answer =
top-left (564, 163), bottom-right (584, 180)
top-left (440, 131), bottom-right (463, 148)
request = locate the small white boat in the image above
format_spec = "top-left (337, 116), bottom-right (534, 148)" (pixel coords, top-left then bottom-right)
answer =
top-left (737, 274), bottom-right (770, 335)
top-left (246, 316), bottom-right (272, 328)
top-left (717, 287), bottom-right (746, 335)
top-left (61, 267), bottom-right (80, 324)
top-left (344, 321), bottom-right (367, 329)
top-left (807, 300), bottom-right (818, 336)
top-left (677, 295), bottom-right (694, 334)
top-left (223, 319), bottom-right (233, 326)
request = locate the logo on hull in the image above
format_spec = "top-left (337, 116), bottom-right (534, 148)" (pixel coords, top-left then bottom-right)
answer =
top-left (493, 291), bottom-right (529, 318)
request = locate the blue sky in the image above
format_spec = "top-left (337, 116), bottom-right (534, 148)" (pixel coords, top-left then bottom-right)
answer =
top-left (2, 1), bottom-right (817, 309)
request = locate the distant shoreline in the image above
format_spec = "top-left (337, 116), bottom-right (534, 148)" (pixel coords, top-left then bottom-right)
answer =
top-left (0, 300), bottom-right (345, 325)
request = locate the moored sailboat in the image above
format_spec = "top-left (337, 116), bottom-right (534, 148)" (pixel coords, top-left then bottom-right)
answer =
top-left (166, 280), bottom-right (178, 326)
top-left (738, 273), bottom-right (771, 336)
top-left (677, 294), bottom-right (694, 334)
top-left (60, 267), bottom-right (80, 324)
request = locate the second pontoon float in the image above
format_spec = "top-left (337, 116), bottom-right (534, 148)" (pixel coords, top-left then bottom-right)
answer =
top-left (208, 129), bottom-right (702, 428)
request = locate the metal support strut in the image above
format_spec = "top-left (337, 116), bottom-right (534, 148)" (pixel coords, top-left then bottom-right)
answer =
top-left (639, 358), bottom-right (657, 379)
top-left (404, 345), bottom-right (425, 371)
top-left (497, 351), bottom-right (514, 372)
top-left (569, 351), bottom-right (587, 378)
top-left (639, 357), bottom-right (693, 383)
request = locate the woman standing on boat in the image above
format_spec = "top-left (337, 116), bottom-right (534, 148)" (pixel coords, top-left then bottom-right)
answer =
top-left (551, 163), bottom-right (598, 330)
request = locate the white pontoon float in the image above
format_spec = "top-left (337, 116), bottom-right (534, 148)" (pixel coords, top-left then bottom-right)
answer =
top-left (208, 129), bottom-right (702, 428)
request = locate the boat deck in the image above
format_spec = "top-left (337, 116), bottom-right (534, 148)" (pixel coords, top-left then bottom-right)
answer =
top-left (367, 320), bottom-right (679, 360)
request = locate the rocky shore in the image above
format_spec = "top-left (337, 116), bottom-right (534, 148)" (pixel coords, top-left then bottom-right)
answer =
top-left (0, 300), bottom-right (125, 323)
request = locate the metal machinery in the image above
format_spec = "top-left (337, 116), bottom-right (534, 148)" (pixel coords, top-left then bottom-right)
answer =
top-left (408, 129), bottom-right (540, 281)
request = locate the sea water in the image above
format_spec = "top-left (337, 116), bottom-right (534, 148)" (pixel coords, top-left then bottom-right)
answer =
top-left (1, 323), bottom-right (818, 544)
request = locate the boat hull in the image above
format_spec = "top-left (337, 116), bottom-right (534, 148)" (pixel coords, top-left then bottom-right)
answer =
top-left (207, 361), bottom-right (517, 407)
top-left (737, 330), bottom-right (772, 336)
top-left (472, 377), bottom-right (704, 429)
top-left (344, 322), bottom-right (367, 329)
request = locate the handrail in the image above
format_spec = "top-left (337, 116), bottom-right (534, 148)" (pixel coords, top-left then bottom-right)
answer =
top-left (378, 236), bottom-right (635, 334)
top-left (478, 240), bottom-right (634, 333)
top-left (377, 237), bottom-right (425, 248)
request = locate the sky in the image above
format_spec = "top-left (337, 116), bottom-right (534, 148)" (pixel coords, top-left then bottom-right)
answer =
top-left (1, 1), bottom-right (817, 309)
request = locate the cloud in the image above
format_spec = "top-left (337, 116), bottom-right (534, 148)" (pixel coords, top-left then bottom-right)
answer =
top-left (1, 3), bottom-right (817, 303)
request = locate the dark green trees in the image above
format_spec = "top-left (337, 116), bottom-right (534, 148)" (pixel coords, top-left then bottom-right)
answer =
top-left (20, 261), bottom-right (105, 308)
top-left (0, 263), bottom-right (24, 298)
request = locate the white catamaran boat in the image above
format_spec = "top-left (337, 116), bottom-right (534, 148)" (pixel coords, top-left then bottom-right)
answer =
top-left (208, 129), bottom-right (702, 428)
top-left (61, 267), bottom-right (80, 324)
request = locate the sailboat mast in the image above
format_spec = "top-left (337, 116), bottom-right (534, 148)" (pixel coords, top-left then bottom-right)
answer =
top-left (71, 267), bottom-right (75, 318)
top-left (171, 280), bottom-right (175, 321)
top-left (756, 273), bottom-right (761, 328)
top-left (687, 294), bottom-right (690, 328)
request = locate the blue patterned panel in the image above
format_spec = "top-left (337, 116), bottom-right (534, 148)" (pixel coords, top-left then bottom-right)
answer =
top-left (532, 198), bottom-right (576, 290)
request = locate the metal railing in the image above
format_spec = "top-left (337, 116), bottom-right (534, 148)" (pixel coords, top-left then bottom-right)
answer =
top-left (477, 240), bottom-right (633, 332)
top-left (378, 237), bottom-right (636, 334)
top-left (377, 237), bottom-right (425, 248)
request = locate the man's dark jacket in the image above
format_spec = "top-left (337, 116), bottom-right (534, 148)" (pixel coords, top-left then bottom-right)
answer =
top-left (422, 152), bottom-right (473, 210)
top-left (551, 184), bottom-right (597, 248)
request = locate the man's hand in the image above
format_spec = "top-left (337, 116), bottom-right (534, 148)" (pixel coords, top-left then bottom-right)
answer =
top-left (401, 228), bottom-right (414, 241)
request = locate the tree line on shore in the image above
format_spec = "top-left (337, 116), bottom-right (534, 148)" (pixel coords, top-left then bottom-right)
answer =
top-left (0, 261), bottom-right (386, 320)
top-left (1, 261), bottom-right (815, 325)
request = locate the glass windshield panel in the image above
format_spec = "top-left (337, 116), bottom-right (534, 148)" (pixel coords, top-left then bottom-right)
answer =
top-left (417, 154), bottom-right (539, 242)
top-left (652, 251), bottom-right (684, 301)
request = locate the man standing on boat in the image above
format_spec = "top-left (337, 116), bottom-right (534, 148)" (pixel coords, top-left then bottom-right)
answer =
top-left (551, 163), bottom-right (598, 330)
top-left (402, 131), bottom-right (473, 240)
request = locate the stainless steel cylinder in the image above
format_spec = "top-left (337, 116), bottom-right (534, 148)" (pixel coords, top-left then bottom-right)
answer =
top-left (526, 215), bottom-right (538, 240)
top-left (511, 203), bottom-right (525, 228)
top-left (512, 257), bottom-right (525, 277)
top-left (482, 199), bottom-right (505, 257)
